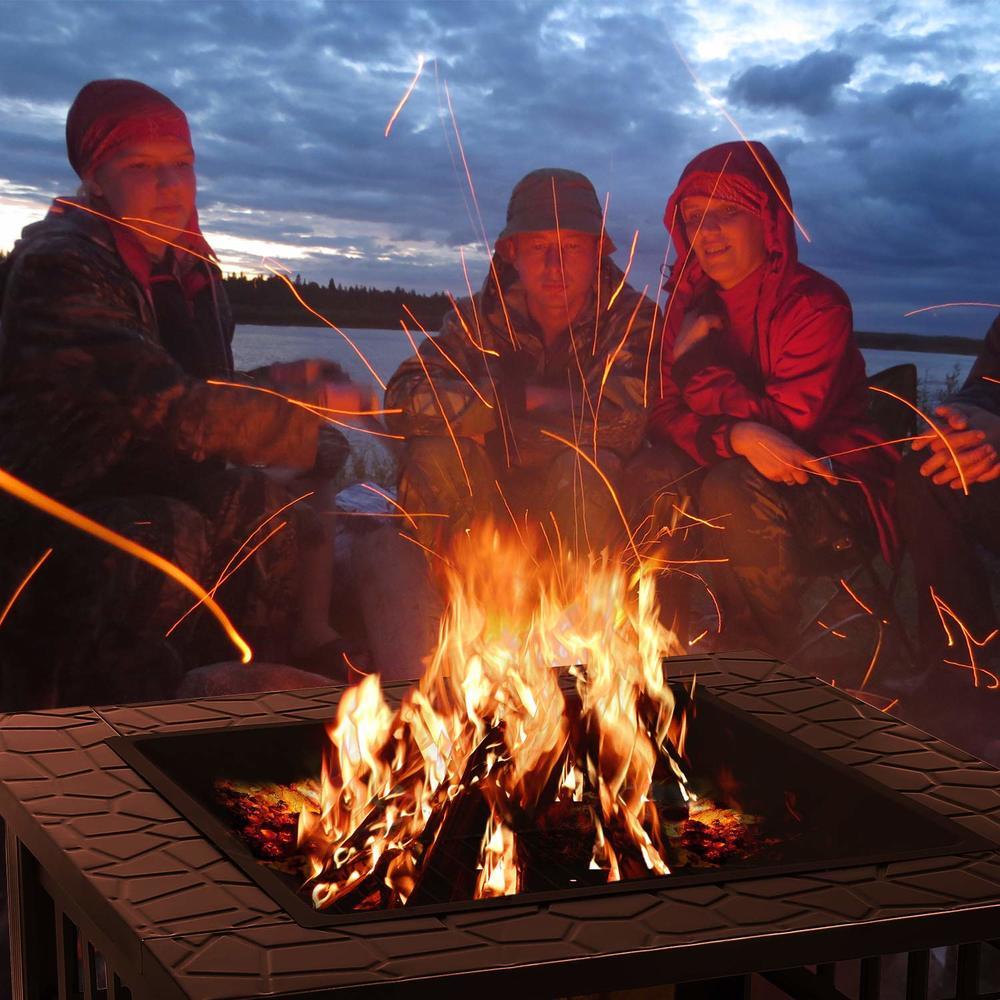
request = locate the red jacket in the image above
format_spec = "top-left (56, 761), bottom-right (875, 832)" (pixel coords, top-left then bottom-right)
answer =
top-left (648, 142), bottom-right (898, 562)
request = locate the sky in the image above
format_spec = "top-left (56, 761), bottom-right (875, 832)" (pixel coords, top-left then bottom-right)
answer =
top-left (1, 0), bottom-right (998, 336)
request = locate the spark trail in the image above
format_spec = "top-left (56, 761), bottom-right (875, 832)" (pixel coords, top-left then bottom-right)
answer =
top-left (385, 54), bottom-right (426, 137)
top-left (0, 465), bottom-right (251, 662)
top-left (0, 548), bottom-right (53, 629)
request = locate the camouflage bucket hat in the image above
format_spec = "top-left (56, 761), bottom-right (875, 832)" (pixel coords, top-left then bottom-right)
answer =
top-left (496, 167), bottom-right (616, 253)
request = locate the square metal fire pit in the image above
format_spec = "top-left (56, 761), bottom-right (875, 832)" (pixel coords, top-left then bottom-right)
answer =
top-left (3, 654), bottom-right (1000, 998)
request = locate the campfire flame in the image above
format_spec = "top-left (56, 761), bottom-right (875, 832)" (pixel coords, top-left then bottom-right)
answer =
top-left (297, 521), bottom-right (687, 909)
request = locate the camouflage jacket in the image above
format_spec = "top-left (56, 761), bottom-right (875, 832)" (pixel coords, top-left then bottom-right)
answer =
top-left (385, 255), bottom-right (660, 466)
top-left (0, 201), bottom-right (319, 505)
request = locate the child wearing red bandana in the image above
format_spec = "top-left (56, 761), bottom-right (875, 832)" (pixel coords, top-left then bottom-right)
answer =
top-left (0, 80), bottom-right (360, 708)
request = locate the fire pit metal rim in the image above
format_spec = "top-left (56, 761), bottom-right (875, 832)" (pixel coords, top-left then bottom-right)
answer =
top-left (104, 679), bottom-right (996, 930)
top-left (3, 657), bottom-right (1000, 999)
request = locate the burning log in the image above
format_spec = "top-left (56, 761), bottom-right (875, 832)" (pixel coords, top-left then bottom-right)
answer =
top-left (408, 782), bottom-right (491, 905)
top-left (408, 725), bottom-right (505, 905)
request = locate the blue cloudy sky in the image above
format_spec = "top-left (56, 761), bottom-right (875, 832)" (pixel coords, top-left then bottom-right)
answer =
top-left (1, 0), bottom-right (997, 335)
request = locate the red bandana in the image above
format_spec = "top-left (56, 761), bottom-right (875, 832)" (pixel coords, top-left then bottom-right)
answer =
top-left (66, 79), bottom-right (192, 179)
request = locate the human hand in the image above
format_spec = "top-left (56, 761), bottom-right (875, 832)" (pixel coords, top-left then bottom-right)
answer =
top-left (674, 311), bottom-right (723, 361)
top-left (267, 359), bottom-right (379, 413)
top-left (268, 358), bottom-right (347, 388)
top-left (313, 380), bottom-right (380, 415)
top-left (911, 402), bottom-right (1000, 488)
top-left (729, 421), bottom-right (838, 486)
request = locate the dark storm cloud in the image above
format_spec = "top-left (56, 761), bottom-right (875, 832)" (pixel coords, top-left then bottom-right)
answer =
top-left (726, 50), bottom-right (857, 116)
top-left (1, 0), bottom-right (997, 336)
top-left (832, 20), bottom-right (975, 66)
top-left (883, 77), bottom-right (966, 118)
top-left (753, 66), bottom-right (1000, 334)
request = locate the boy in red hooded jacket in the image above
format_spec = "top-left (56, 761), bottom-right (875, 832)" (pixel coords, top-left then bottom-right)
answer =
top-left (645, 141), bottom-right (896, 658)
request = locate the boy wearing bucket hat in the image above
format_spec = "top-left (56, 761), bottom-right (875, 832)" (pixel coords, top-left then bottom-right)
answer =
top-left (385, 168), bottom-right (658, 553)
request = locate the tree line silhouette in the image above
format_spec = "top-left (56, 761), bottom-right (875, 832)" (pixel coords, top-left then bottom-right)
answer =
top-left (223, 272), bottom-right (451, 330)
top-left (0, 250), bottom-right (983, 350)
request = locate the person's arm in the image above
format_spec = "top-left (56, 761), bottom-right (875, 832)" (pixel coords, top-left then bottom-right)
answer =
top-left (950, 313), bottom-right (1000, 412)
top-left (672, 297), bottom-right (856, 444)
top-left (503, 370), bottom-right (647, 462)
top-left (649, 298), bottom-right (839, 483)
top-left (5, 246), bottom-right (320, 470)
top-left (504, 294), bottom-right (657, 460)
top-left (908, 313), bottom-right (1000, 489)
top-left (648, 309), bottom-right (735, 465)
top-left (909, 402), bottom-right (1000, 488)
top-left (729, 420), bottom-right (838, 485)
top-left (384, 302), bottom-right (498, 438)
top-left (579, 292), bottom-right (660, 456)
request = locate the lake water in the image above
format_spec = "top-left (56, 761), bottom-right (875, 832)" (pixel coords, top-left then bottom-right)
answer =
top-left (235, 324), bottom-right (977, 400)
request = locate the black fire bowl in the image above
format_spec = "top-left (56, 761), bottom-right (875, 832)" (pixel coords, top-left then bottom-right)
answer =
top-left (1, 652), bottom-right (999, 999)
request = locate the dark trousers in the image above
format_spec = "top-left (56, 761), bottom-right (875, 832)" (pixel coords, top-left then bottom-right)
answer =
top-left (627, 444), bottom-right (874, 658)
top-left (896, 450), bottom-right (1000, 664)
top-left (0, 467), bottom-right (322, 711)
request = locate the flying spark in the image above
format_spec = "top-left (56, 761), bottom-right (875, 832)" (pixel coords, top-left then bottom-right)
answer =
top-left (0, 548), bottom-right (53, 629)
top-left (385, 54), bottom-right (426, 138)
top-left (904, 301), bottom-right (1000, 318)
top-left (0, 465), bottom-right (251, 662)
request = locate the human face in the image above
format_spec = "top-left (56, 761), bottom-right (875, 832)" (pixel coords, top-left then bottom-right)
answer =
top-left (505, 230), bottom-right (599, 331)
top-left (680, 196), bottom-right (767, 290)
top-left (87, 137), bottom-right (197, 257)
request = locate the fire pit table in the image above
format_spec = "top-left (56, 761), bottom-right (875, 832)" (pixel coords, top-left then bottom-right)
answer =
top-left (2, 653), bottom-right (999, 998)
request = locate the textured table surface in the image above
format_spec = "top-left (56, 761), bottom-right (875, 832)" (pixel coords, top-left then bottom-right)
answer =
top-left (2, 653), bottom-right (999, 998)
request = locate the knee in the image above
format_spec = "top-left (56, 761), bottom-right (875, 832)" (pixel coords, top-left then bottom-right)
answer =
top-left (623, 443), bottom-right (699, 515)
top-left (895, 449), bottom-right (933, 514)
top-left (403, 435), bottom-right (457, 468)
top-left (88, 495), bottom-right (210, 572)
top-left (625, 443), bottom-right (695, 489)
top-left (896, 447), bottom-right (923, 487)
top-left (397, 436), bottom-right (493, 529)
top-left (893, 449), bottom-right (966, 537)
top-left (699, 458), bottom-right (764, 517)
top-left (545, 448), bottom-right (621, 491)
top-left (400, 436), bottom-right (485, 479)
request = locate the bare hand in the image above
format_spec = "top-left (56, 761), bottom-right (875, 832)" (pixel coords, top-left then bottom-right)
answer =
top-left (313, 381), bottom-right (379, 414)
top-left (267, 359), bottom-right (377, 413)
top-left (268, 358), bottom-right (346, 388)
top-left (911, 402), bottom-right (1000, 488)
top-left (730, 421), bottom-right (838, 486)
top-left (674, 311), bottom-right (723, 361)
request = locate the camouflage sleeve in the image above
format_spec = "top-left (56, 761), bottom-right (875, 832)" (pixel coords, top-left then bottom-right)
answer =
top-left (503, 329), bottom-right (653, 463)
top-left (512, 385), bottom-right (648, 460)
top-left (4, 247), bottom-right (318, 470)
top-left (384, 304), bottom-right (498, 438)
top-left (587, 293), bottom-right (660, 456)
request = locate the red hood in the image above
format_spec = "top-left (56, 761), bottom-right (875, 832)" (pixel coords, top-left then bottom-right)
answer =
top-left (663, 141), bottom-right (799, 302)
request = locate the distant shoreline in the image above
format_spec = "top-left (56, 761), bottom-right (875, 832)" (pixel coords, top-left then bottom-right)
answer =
top-left (854, 331), bottom-right (981, 356)
top-left (234, 315), bottom-right (985, 357)
top-left (223, 274), bottom-right (990, 355)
